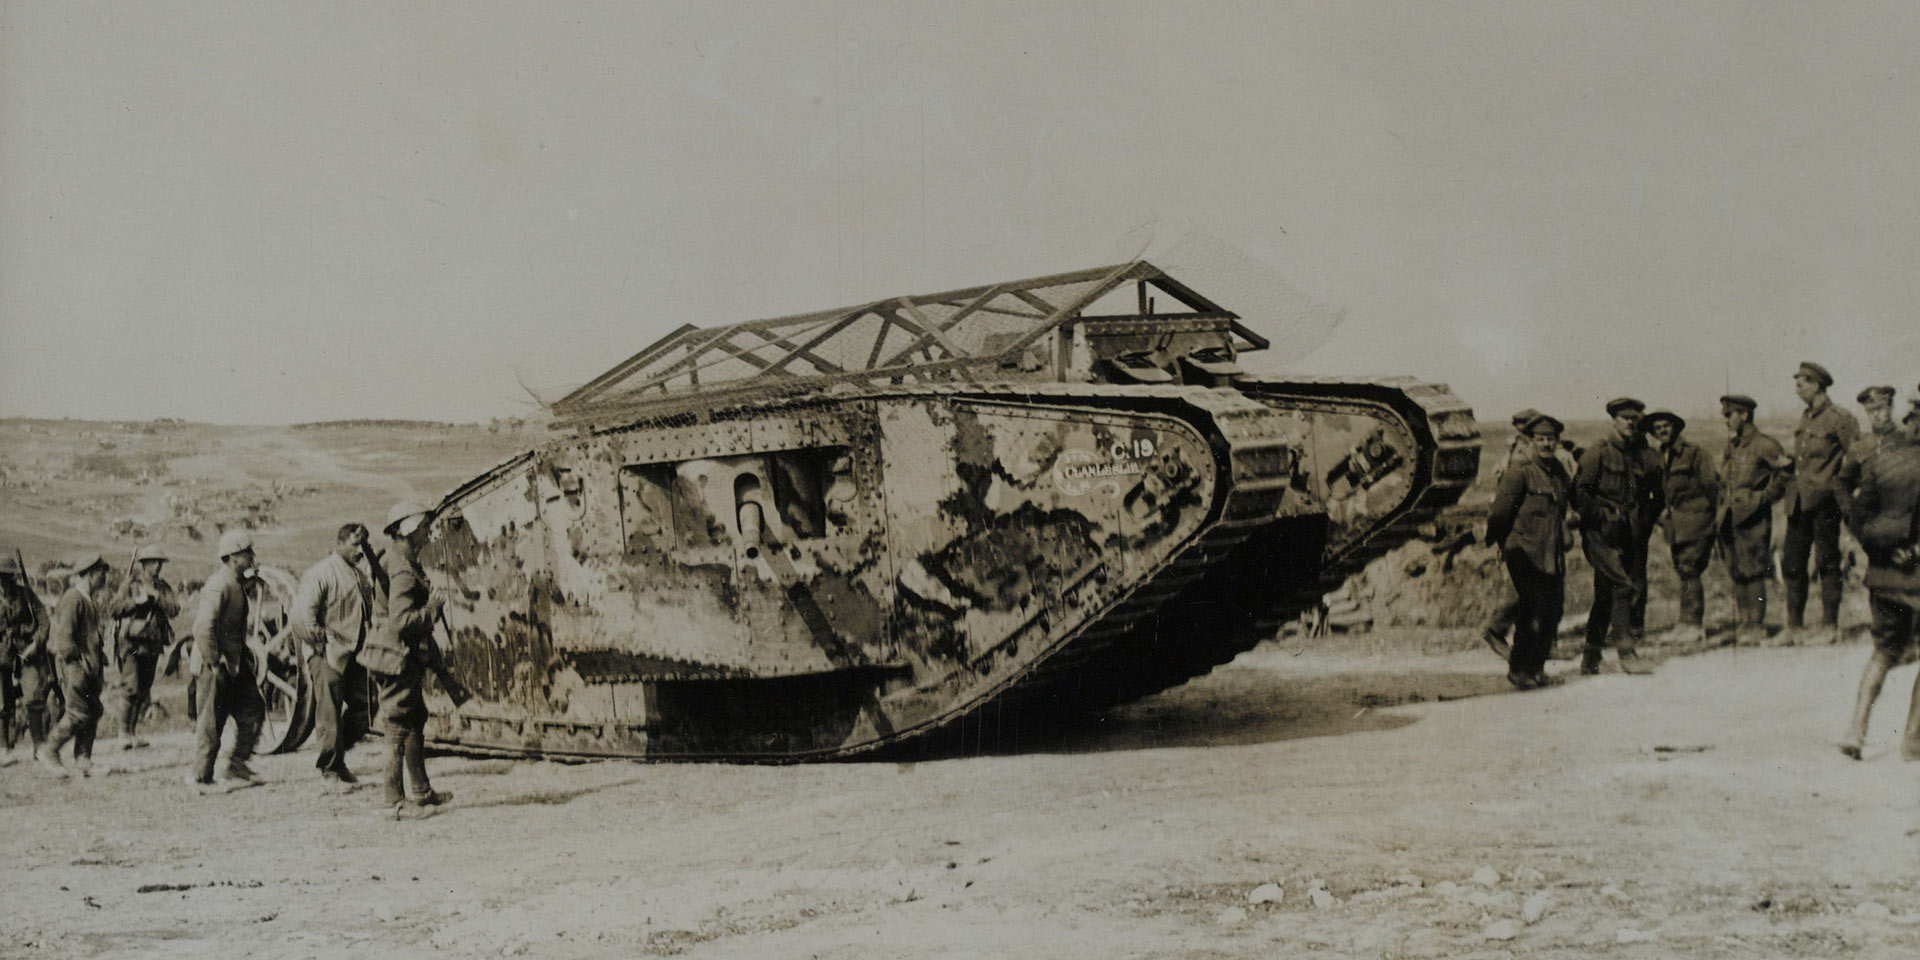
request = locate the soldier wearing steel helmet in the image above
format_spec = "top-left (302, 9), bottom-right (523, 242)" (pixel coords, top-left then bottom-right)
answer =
top-left (40, 552), bottom-right (112, 778)
top-left (1782, 361), bottom-right (1861, 643)
top-left (104, 544), bottom-right (180, 750)
top-left (0, 549), bottom-right (50, 765)
top-left (1645, 409), bottom-right (1721, 645)
top-left (361, 501), bottom-right (456, 814)
top-left (1715, 394), bottom-right (1793, 644)
top-left (1572, 397), bottom-right (1664, 674)
top-left (184, 529), bottom-right (267, 792)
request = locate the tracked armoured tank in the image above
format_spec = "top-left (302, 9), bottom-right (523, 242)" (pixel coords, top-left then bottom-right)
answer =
top-left (412, 262), bottom-right (1479, 760)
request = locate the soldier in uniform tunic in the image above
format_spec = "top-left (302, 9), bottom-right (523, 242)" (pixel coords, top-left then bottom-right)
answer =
top-left (185, 530), bottom-right (267, 791)
top-left (362, 501), bottom-right (456, 813)
top-left (1782, 361), bottom-right (1860, 641)
top-left (1481, 408), bottom-right (1543, 661)
top-left (1, 551), bottom-right (50, 764)
top-left (1645, 410), bottom-right (1721, 643)
top-left (104, 544), bottom-right (179, 749)
top-left (40, 553), bottom-right (111, 778)
top-left (1836, 386), bottom-right (1901, 522)
top-left (1484, 413), bottom-right (1573, 689)
top-left (1572, 397), bottom-right (1664, 674)
top-left (292, 523), bottom-right (382, 783)
top-left (1715, 394), bottom-right (1793, 644)
top-left (1837, 401), bottom-right (1920, 759)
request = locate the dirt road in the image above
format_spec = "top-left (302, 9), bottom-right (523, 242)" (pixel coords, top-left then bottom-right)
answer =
top-left (5, 641), bottom-right (1919, 959)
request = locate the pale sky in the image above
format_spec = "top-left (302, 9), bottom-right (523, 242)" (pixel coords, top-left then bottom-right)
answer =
top-left (4, 1), bottom-right (1917, 426)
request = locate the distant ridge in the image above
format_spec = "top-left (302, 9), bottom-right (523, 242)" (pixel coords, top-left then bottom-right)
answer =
top-left (290, 419), bottom-right (462, 430)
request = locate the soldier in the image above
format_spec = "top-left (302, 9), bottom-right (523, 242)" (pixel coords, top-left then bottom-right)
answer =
top-left (1782, 361), bottom-right (1861, 643)
top-left (1572, 397), bottom-right (1664, 674)
top-left (361, 501), bottom-right (455, 813)
top-left (293, 523), bottom-right (382, 784)
top-left (1, 550), bottom-right (50, 765)
top-left (1480, 408), bottom-right (1543, 660)
top-left (104, 544), bottom-right (180, 749)
top-left (1484, 413), bottom-right (1573, 689)
top-left (185, 530), bottom-right (267, 792)
top-left (41, 553), bottom-right (111, 778)
top-left (1715, 394), bottom-right (1793, 644)
top-left (1645, 410), bottom-right (1721, 645)
top-left (1837, 386), bottom-right (1900, 521)
top-left (1836, 400), bottom-right (1920, 760)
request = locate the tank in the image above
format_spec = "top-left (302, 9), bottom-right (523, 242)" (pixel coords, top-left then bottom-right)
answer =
top-left (408, 261), bottom-right (1480, 760)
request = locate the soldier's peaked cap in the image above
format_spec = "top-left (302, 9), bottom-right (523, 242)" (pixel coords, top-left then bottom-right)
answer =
top-left (1795, 361), bottom-right (1834, 387)
top-left (1604, 397), bottom-right (1646, 416)
top-left (70, 551), bottom-right (108, 576)
top-left (1522, 413), bottom-right (1565, 436)
top-left (1510, 407), bottom-right (1544, 427)
top-left (1857, 385), bottom-right (1896, 406)
top-left (216, 529), bottom-right (253, 559)
top-left (134, 544), bottom-right (168, 563)
top-left (1643, 409), bottom-right (1685, 432)
top-left (1720, 394), bottom-right (1759, 413)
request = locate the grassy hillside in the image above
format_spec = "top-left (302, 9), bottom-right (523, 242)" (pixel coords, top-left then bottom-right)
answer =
top-left (0, 418), bottom-right (533, 584)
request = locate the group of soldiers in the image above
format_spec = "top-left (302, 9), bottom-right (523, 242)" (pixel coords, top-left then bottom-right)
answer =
top-left (1483, 362), bottom-right (1920, 759)
top-left (0, 499), bottom-right (466, 816)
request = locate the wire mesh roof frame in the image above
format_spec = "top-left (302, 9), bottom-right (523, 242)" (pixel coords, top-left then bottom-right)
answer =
top-left (552, 260), bottom-right (1269, 425)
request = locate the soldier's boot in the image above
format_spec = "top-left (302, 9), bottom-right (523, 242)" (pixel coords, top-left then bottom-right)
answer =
top-left (1580, 645), bottom-right (1604, 676)
top-left (381, 735), bottom-right (407, 806)
top-left (1820, 579), bottom-right (1844, 640)
top-left (1840, 652), bottom-right (1894, 760)
top-left (1785, 579), bottom-right (1809, 632)
top-left (121, 700), bottom-right (145, 749)
top-left (39, 718), bottom-right (73, 779)
top-left (221, 721), bottom-right (264, 785)
top-left (25, 705), bottom-right (48, 761)
top-left (403, 730), bottom-right (451, 806)
top-left (1616, 647), bottom-right (1654, 675)
top-left (71, 721), bottom-right (96, 777)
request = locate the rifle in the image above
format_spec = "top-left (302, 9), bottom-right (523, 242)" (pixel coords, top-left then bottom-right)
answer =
top-left (14, 546), bottom-right (45, 659)
top-left (430, 606), bottom-right (473, 708)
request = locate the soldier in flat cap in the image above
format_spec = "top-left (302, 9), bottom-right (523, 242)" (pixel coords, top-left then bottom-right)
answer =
top-left (185, 529), bottom-right (268, 792)
top-left (1836, 397), bottom-right (1920, 760)
top-left (1715, 394), bottom-right (1792, 643)
top-left (40, 552), bottom-right (112, 777)
top-left (1572, 397), bottom-right (1664, 673)
top-left (1782, 362), bottom-right (1860, 642)
top-left (1645, 410), bottom-right (1721, 645)
top-left (105, 544), bottom-right (179, 750)
top-left (1485, 413), bottom-right (1573, 689)
top-left (1837, 386), bottom-right (1901, 522)
top-left (0, 548), bottom-right (50, 765)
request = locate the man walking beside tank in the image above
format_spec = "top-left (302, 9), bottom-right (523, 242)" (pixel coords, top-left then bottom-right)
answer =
top-left (293, 523), bottom-right (380, 784)
top-left (1483, 408), bottom-right (1581, 660)
top-left (1573, 397), bottom-right (1664, 674)
top-left (1, 550), bottom-right (50, 766)
top-left (1484, 413), bottom-right (1573, 690)
top-left (185, 530), bottom-right (267, 792)
top-left (1836, 399), bottom-right (1920, 760)
top-left (40, 553), bottom-right (111, 778)
top-left (1715, 394), bottom-right (1793, 645)
top-left (1646, 410), bottom-right (1720, 645)
top-left (105, 545), bottom-right (179, 750)
top-left (360, 502), bottom-right (455, 814)
top-left (1782, 362), bottom-right (1860, 643)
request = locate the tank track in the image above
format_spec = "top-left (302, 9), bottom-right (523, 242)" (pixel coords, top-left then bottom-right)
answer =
top-left (851, 377), bottom-right (1479, 759)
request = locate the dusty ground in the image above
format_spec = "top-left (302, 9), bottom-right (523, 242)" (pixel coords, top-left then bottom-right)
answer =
top-left (5, 639), bottom-right (1919, 960)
